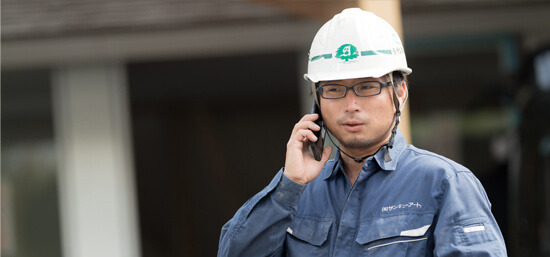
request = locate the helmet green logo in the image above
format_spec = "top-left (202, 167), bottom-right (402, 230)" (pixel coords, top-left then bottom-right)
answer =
top-left (336, 44), bottom-right (359, 62)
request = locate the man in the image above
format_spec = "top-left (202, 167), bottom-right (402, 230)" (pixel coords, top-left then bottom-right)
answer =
top-left (218, 8), bottom-right (507, 256)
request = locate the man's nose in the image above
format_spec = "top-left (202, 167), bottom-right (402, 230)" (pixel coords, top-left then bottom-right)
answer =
top-left (344, 89), bottom-right (360, 112)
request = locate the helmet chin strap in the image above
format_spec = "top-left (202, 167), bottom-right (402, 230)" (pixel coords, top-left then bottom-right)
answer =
top-left (384, 73), bottom-right (405, 162)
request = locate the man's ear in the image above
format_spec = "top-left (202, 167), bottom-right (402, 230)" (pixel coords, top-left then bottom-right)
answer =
top-left (397, 81), bottom-right (408, 109)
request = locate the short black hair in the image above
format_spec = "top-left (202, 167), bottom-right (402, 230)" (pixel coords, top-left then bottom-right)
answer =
top-left (392, 71), bottom-right (408, 88)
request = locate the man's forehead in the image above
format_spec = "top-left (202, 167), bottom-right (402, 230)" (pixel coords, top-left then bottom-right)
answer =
top-left (321, 75), bottom-right (389, 84)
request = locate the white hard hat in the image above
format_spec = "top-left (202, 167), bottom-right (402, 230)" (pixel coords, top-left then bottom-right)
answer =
top-left (304, 8), bottom-right (412, 83)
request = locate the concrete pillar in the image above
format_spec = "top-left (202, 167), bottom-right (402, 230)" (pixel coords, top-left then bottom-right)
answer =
top-left (53, 64), bottom-right (141, 257)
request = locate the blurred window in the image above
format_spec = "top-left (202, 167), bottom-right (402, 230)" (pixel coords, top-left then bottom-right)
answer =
top-left (1, 69), bottom-right (62, 257)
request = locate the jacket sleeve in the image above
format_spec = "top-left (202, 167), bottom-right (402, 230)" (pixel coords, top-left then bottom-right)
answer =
top-left (217, 169), bottom-right (306, 257)
top-left (433, 170), bottom-right (508, 257)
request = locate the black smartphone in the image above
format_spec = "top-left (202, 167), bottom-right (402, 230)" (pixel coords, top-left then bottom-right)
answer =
top-left (309, 101), bottom-right (326, 161)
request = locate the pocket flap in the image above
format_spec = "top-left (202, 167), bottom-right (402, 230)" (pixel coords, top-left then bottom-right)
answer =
top-left (356, 213), bottom-right (434, 245)
top-left (287, 216), bottom-right (332, 246)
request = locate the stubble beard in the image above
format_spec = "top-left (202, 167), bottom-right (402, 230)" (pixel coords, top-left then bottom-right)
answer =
top-left (340, 137), bottom-right (378, 150)
top-left (339, 132), bottom-right (387, 150)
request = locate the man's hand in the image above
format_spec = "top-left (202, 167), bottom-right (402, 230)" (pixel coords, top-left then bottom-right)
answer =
top-left (284, 114), bottom-right (332, 184)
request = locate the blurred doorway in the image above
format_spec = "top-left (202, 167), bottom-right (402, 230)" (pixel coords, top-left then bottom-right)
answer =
top-left (128, 51), bottom-right (301, 256)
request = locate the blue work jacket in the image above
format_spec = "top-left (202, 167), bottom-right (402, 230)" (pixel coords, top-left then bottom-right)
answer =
top-left (218, 131), bottom-right (507, 256)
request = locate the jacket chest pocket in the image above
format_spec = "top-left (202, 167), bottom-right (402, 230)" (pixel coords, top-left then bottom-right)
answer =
top-left (285, 215), bottom-right (332, 257)
top-left (356, 213), bottom-right (434, 256)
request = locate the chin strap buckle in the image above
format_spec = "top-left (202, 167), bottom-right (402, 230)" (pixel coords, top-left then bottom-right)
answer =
top-left (385, 110), bottom-right (401, 163)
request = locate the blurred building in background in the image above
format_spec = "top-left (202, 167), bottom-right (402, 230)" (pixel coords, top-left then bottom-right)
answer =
top-left (2, 0), bottom-right (550, 257)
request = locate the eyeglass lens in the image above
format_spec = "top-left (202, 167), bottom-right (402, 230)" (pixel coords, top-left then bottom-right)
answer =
top-left (319, 81), bottom-right (384, 99)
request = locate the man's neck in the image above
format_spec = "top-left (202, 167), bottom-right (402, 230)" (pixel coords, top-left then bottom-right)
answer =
top-left (340, 154), bottom-right (365, 186)
top-left (338, 145), bottom-right (377, 186)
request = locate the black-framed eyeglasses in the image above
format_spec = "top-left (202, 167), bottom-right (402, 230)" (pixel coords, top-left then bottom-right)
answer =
top-left (316, 81), bottom-right (393, 99)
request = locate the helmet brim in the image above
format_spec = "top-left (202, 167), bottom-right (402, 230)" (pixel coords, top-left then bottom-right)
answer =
top-left (304, 67), bottom-right (412, 83)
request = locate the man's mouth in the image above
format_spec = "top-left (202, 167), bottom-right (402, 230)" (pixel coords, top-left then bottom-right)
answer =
top-left (345, 122), bottom-right (361, 126)
top-left (343, 120), bottom-right (364, 126)
top-left (342, 121), bottom-right (364, 131)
